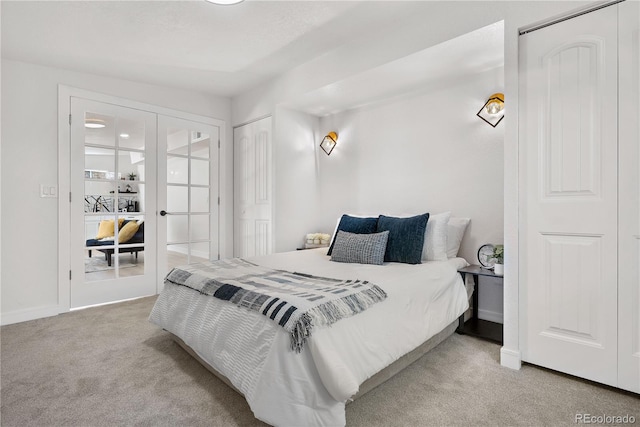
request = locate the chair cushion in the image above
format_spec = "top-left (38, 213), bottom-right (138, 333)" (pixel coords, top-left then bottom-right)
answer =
top-left (118, 221), bottom-right (140, 243)
top-left (95, 218), bottom-right (125, 239)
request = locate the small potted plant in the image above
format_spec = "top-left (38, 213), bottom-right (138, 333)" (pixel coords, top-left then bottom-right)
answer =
top-left (491, 244), bottom-right (504, 276)
top-left (128, 172), bottom-right (137, 181)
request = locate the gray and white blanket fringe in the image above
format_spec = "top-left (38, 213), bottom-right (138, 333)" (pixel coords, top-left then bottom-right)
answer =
top-left (164, 258), bottom-right (387, 352)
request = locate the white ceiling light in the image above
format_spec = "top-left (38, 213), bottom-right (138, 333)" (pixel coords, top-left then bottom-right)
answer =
top-left (85, 118), bottom-right (106, 129)
top-left (119, 133), bottom-right (130, 139)
top-left (205, 0), bottom-right (244, 5)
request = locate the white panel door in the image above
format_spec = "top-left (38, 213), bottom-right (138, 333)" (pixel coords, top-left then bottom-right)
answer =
top-left (70, 98), bottom-right (157, 308)
top-left (520, 6), bottom-right (618, 386)
top-left (618, 0), bottom-right (640, 394)
top-left (234, 117), bottom-right (273, 257)
top-left (157, 116), bottom-right (220, 286)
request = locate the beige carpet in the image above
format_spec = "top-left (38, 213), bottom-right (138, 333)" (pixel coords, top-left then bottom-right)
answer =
top-left (1, 296), bottom-right (638, 426)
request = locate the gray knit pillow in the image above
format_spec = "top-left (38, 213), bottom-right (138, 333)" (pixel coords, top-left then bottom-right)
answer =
top-left (330, 230), bottom-right (389, 265)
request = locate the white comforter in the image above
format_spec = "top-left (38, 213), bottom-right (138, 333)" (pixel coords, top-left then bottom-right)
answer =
top-left (149, 249), bottom-right (469, 427)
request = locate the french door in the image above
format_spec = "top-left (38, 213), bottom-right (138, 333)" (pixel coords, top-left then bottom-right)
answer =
top-left (70, 98), bottom-right (220, 308)
top-left (157, 115), bottom-right (219, 288)
top-left (70, 98), bottom-right (158, 308)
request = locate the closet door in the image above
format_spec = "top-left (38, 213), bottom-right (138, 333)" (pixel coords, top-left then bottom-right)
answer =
top-left (618, 0), bottom-right (640, 394)
top-left (233, 117), bottom-right (273, 257)
top-left (520, 6), bottom-right (618, 385)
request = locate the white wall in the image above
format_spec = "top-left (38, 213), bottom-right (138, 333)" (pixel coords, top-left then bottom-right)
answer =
top-left (1, 59), bottom-right (231, 324)
top-left (232, 2), bottom-right (506, 127)
top-left (310, 67), bottom-right (505, 322)
top-left (316, 68), bottom-right (504, 261)
top-left (271, 107), bottom-right (321, 252)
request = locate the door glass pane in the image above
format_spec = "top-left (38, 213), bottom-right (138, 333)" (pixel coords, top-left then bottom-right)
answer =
top-left (135, 183), bottom-right (145, 213)
top-left (118, 149), bottom-right (144, 183)
top-left (85, 181), bottom-right (115, 213)
top-left (84, 215), bottom-right (116, 282)
top-left (85, 147), bottom-right (116, 180)
top-left (167, 128), bottom-right (189, 155)
top-left (191, 159), bottom-right (209, 186)
top-left (191, 187), bottom-right (209, 213)
top-left (191, 242), bottom-right (210, 262)
top-left (85, 245), bottom-right (116, 281)
top-left (190, 214), bottom-right (209, 241)
top-left (167, 185), bottom-right (188, 212)
top-left (191, 131), bottom-right (210, 159)
top-left (167, 156), bottom-right (188, 184)
top-left (167, 244), bottom-right (190, 269)
top-left (84, 112), bottom-right (114, 147)
top-left (117, 117), bottom-right (145, 150)
top-left (117, 215), bottom-right (144, 278)
top-left (167, 215), bottom-right (188, 243)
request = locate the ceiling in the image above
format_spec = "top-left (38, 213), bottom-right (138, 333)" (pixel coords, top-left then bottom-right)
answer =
top-left (1, 0), bottom-right (432, 98)
top-left (3, 1), bottom-right (505, 114)
top-left (286, 21), bottom-right (504, 116)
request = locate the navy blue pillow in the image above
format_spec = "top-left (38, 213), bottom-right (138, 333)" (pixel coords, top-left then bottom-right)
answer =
top-left (376, 213), bottom-right (429, 264)
top-left (327, 215), bottom-right (379, 255)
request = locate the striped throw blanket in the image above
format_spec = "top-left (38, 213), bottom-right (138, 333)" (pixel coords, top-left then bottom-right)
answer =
top-left (164, 258), bottom-right (387, 352)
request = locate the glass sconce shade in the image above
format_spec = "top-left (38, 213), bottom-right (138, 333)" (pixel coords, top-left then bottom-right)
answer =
top-left (85, 118), bottom-right (106, 129)
top-left (477, 93), bottom-right (505, 127)
top-left (320, 132), bottom-right (338, 155)
top-left (205, 0), bottom-right (244, 4)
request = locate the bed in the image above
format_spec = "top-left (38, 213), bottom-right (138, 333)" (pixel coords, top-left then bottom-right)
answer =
top-left (149, 245), bottom-right (470, 426)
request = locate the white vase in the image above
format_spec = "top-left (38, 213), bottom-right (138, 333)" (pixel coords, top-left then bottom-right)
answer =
top-left (494, 263), bottom-right (504, 276)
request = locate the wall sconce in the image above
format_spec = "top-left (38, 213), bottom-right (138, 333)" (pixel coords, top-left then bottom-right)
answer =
top-left (477, 93), bottom-right (504, 127)
top-left (320, 132), bottom-right (338, 155)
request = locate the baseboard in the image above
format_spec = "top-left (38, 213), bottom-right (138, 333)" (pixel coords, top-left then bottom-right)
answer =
top-left (1, 304), bottom-right (61, 326)
top-left (478, 308), bottom-right (503, 324)
top-left (500, 347), bottom-right (522, 370)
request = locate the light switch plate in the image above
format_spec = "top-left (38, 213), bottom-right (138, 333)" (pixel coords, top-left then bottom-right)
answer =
top-left (40, 184), bottom-right (58, 198)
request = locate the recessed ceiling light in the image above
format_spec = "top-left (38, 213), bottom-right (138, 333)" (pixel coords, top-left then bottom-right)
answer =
top-left (205, 0), bottom-right (244, 5)
top-left (119, 133), bottom-right (130, 139)
top-left (85, 118), bottom-right (106, 129)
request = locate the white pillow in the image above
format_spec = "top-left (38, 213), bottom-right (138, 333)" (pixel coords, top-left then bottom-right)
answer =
top-left (423, 212), bottom-right (451, 261)
top-left (446, 217), bottom-right (470, 258)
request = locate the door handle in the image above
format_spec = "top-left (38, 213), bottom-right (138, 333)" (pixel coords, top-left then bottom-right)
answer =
top-left (160, 210), bottom-right (169, 216)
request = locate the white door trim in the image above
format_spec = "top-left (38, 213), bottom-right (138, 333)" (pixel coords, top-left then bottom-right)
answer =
top-left (58, 85), bottom-right (227, 314)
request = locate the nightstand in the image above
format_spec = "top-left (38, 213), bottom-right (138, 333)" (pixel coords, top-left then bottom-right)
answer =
top-left (456, 265), bottom-right (504, 344)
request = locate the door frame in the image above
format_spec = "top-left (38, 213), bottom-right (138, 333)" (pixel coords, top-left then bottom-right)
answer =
top-left (58, 85), bottom-right (227, 312)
